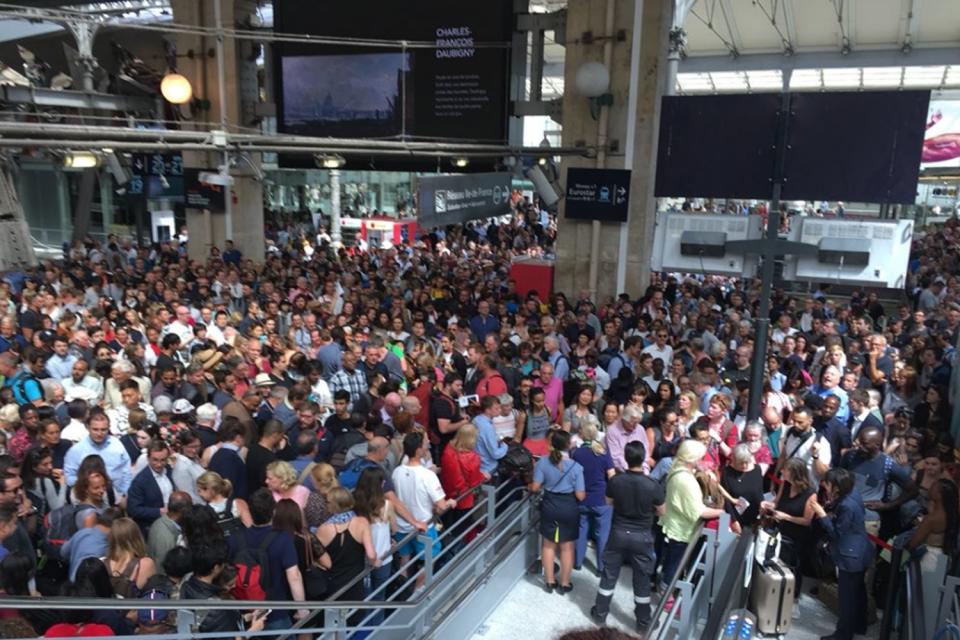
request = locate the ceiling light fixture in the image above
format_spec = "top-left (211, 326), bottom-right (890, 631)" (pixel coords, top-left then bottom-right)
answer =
top-left (160, 72), bottom-right (193, 104)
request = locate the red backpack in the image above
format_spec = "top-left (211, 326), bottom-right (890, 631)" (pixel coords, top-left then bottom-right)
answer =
top-left (232, 531), bottom-right (278, 600)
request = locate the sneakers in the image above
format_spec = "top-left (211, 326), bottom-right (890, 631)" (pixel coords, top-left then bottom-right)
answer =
top-left (663, 597), bottom-right (681, 615)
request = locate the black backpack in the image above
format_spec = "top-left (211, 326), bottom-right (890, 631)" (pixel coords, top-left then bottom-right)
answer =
top-left (214, 499), bottom-right (242, 540)
top-left (43, 504), bottom-right (84, 555)
top-left (330, 430), bottom-right (366, 471)
top-left (498, 442), bottom-right (534, 482)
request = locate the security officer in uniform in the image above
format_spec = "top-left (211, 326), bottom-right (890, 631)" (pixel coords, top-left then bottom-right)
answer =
top-left (590, 440), bottom-right (665, 633)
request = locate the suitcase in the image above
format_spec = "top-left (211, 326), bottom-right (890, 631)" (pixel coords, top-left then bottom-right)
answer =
top-left (750, 558), bottom-right (795, 635)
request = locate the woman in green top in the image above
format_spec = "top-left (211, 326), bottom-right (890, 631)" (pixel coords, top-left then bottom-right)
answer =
top-left (659, 440), bottom-right (725, 608)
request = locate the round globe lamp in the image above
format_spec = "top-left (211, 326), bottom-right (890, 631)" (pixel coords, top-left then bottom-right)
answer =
top-left (161, 73), bottom-right (193, 105)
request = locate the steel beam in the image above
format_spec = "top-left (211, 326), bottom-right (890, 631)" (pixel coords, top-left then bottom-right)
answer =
top-left (0, 85), bottom-right (155, 111)
top-left (679, 45), bottom-right (960, 73)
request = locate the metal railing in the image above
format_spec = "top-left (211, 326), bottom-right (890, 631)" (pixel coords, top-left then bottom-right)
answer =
top-left (701, 528), bottom-right (757, 639)
top-left (1, 475), bottom-right (532, 640)
top-left (648, 515), bottom-right (761, 640)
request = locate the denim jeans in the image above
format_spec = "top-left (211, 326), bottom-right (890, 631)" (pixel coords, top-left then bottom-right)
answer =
top-left (574, 503), bottom-right (613, 571)
top-left (660, 538), bottom-right (690, 591)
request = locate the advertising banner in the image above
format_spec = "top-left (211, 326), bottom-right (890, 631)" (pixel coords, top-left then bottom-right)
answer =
top-left (922, 100), bottom-right (960, 168)
top-left (417, 172), bottom-right (512, 227)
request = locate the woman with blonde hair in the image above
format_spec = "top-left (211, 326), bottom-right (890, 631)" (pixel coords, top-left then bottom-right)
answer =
top-left (265, 460), bottom-right (327, 528)
top-left (309, 462), bottom-right (339, 524)
top-left (102, 517), bottom-right (155, 596)
top-left (196, 470), bottom-right (253, 528)
top-left (676, 390), bottom-right (702, 434)
top-left (439, 423), bottom-right (486, 549)
top-left (571, 416), bottom-right (614, 572)
top-left (659, 440), bottom-right (725, 610)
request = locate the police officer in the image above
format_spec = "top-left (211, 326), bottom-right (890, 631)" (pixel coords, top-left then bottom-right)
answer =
top-left (590, 440), bottom-right (665, 633)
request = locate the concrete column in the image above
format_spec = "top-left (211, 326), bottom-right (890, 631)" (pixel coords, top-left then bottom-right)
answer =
top-left (171, 0), bottom-right (264, 264)
top-left (554, 0), bottom-right (671, 303)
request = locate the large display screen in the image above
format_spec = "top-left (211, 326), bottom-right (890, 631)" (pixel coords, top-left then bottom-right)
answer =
top-left (274, 0), bottom-right (512, 142)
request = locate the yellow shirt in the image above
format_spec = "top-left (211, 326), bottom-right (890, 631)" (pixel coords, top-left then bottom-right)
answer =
top-left (660, 467), bottom-right (706, 543)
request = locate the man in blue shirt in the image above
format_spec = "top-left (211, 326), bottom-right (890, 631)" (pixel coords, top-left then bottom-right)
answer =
top-left (840, 425), bottom-right (917, 537)
top-left (605, 336), bottom-right (641, 383)
top-left (61, 508), bottom-right (118, 580)
top-left (63, 412), bottom-right (133, 495)
top-left (228, 489), bottom-right (306, 628)
top-left (469, 300), bottom-right (500, 342)
top-left (474, 395), bottom-right (508, 476)
top-left (0, 352), bottom-right (43, 407)
top-left (45, 336), bottom-right (77, 380)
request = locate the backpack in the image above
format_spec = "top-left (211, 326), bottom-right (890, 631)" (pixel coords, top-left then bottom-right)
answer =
top-left (232, 531), bottom-right (278, 601)
top-left (338, 457), bottom-right (380, 490)
top-left (498, 442), bottom-right (534, 483)
top-left (43, 622), bottom-right (115, 637)
top-left (10, 372), bottom-right (40, 406)
top-left (214, 498), bottom-right (242, 540)
top-left (43, 504), bottom-right (84, 555)
top-left (329, 430), bottom-right (366, 471)
top-left (107, 556), bottom-right (141, 599)
top-left (597, 348), bottom-right (621, 371)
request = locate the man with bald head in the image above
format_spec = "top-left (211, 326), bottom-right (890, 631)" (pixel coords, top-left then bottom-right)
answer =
top-left (840, 425), bottom-right (916, 537)
top-left (164, 305), bottom-right (195, 351)
top-left (340, 429), bottom-right (427, 533)
top-left (380, 392), bottom-right (403, 428)
top-left (761, 404), bottom-right (787, 459)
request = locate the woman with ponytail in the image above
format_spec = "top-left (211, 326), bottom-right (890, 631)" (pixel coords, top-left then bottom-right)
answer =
top-left (571, 416), bottom-right (615, 573)
top-left (530, 429), bottom-right (585, 594)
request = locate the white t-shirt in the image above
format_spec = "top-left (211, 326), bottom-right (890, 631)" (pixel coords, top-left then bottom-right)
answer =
top-left (391, 464), bottom-right (445, 533)
top-left (642, 343), bottom-right (674, 366)
top-left (781, 429), bottom-right (831, 488)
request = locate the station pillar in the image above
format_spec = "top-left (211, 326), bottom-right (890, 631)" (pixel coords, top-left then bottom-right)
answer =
top-left (554, 0), bottom-right (671, 302)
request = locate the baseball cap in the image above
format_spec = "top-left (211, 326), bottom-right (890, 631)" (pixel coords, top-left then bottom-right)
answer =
top-left (137, 589), bottom-right (171, 626)
top-left (152, 395), bottom-right (173, 415)
top-left (172, 399), bottom-right (194, 415)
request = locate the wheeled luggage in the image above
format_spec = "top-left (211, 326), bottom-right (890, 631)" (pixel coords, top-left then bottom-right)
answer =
top-left (749, 558), bottom-right (795, 635)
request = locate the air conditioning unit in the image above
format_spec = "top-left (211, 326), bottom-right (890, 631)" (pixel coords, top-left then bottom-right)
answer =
top-left (782, 218), bottom-right (913, 288)
top-left (652, 213), bottom-right (763, 277)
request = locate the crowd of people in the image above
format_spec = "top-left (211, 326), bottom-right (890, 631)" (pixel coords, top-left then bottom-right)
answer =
top-left (0, 197), bottom-right (955, 640)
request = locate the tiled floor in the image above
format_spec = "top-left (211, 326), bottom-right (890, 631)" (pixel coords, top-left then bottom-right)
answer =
top-left (471, 562), bottom-right (881, 639)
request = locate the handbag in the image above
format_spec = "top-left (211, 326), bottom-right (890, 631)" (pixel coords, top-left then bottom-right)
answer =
top-left (301, 533), bottom-right (330, 600)
top-left (811, 535), bottom-right (836, 580)
top-left (755, 526), bottom-right (782, 566)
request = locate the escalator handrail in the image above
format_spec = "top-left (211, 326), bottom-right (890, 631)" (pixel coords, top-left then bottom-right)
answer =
top-left (701, 528), bottom-right (756, 639)
top-left (647, 519), bottom-right (706, 637)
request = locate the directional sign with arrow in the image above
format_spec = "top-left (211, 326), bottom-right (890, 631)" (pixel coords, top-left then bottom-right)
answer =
top-left (564, 168), bottom-right (631, 222)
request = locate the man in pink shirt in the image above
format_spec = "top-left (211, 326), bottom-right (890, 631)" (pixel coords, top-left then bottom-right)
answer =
top-left (533, 362), bottom-right (564, 421)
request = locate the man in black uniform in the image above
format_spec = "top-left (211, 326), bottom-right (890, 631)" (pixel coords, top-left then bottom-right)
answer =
top-left (591, 440), bottom-right (665, 632)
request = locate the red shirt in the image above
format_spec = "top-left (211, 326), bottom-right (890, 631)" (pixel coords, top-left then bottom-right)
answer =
top-left (439, 446), bottom-right (486, 509)
top-left (476, 372), bottom-right (507, 399)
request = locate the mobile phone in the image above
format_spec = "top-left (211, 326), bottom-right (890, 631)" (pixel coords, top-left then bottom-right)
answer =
top-left (255, 609), bottom-right (272, 619)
